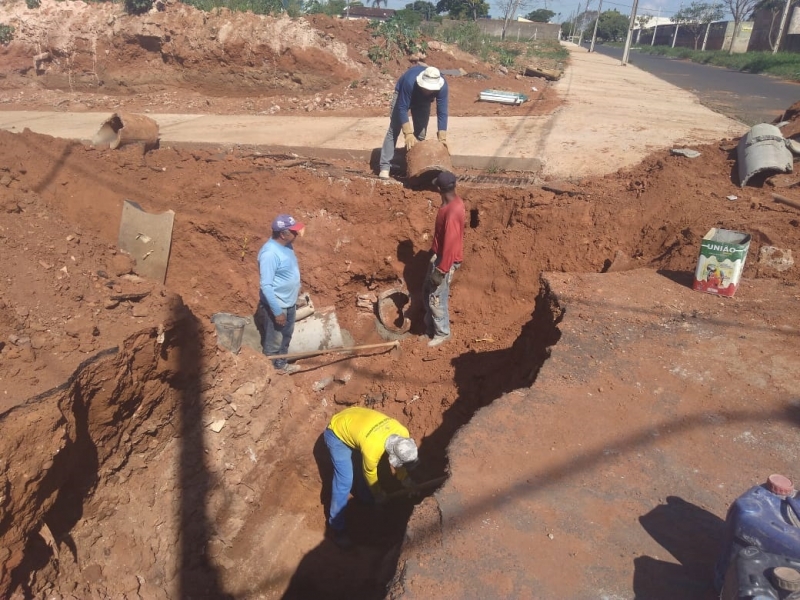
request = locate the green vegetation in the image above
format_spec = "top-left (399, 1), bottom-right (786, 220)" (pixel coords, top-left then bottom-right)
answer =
top-left (367, 16), bottom-right (428, 65)
top-left (306, 0), bottom-right (355, 16)
top-left (404, 0), bottom-right (437, 20)
top-left (584, 9), bottom-right (629, 43)
top-left (182, 0), bottom-right (282, 13)
top-left (0, 23), bottom-right (12, 45)
top-left (524, 8), bottom-right (555, 22)
top-left (636, 46), bottom-right (800, 81)
top-left (124, 0), bottom-right (153, 13)
top-left (525, 39), bottom-right (568, 61)
top-left (434, 20), bottom-right (566, 67)
top-left (26, 0), bottom-right (41, 8)
top-left (671, 1), bottom-right (724, 50)
top-left (435, 0), bottom-right (489, 20)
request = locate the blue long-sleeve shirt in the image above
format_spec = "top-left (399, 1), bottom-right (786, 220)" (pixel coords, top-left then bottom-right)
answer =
top-left (258, 238), bottom-right (300, 315)
top-left (394, 65), bottom-right (449, 132)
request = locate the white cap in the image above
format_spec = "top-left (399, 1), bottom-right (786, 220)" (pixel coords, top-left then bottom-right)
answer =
top-left (416, 66), bottom-right (445, 92)
top-left (385, 434), bottom-right (419, 468)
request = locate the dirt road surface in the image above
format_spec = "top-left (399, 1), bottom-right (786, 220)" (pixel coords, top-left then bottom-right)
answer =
top-left (0, 3), bottom-right (798, 599)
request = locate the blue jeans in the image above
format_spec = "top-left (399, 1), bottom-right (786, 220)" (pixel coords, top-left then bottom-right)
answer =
top-left (423, 262), bottom-right (460, 338)
top-left (258, 302), bottom-right (296, 369)
top-left (324, 428), bottom-right (372, 532)
top-left (379, 91), bottom-right (432, 173)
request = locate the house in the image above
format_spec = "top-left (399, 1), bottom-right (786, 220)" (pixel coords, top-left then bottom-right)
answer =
top-left (341, 7), bottom-right (396, 20)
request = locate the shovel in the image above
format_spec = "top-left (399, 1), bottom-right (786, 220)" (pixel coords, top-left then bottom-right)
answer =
top-left (279, 340), bottom-right (400, 362)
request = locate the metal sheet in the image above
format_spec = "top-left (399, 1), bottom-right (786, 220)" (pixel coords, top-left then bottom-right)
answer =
top-left (737, 123), bottom-right (793, 187)
top-left (117, 200), bottom-right (175, 283)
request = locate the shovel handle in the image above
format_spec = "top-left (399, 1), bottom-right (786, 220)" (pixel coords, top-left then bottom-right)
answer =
top-left (280, 340), bottom-right (399, 361)
top-left (772, 193), bottom-right (800, 211)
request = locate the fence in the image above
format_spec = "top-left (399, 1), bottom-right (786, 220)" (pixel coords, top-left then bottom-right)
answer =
top-left (471, 19), bottom-right (562, 41)
top-left (637, 21), bottom-right (752, 53)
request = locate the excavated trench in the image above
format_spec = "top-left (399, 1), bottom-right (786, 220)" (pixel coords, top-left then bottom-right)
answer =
top-left (2, 132), bottom-right (793, 599)
top-left (0, 151), bottom-right (570, 598)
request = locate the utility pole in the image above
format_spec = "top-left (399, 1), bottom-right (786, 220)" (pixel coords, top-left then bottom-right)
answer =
top-left (701, 17), bottom-right (712, 50)
top-left (589, 0), bottom-right (603, 51)
top-left (578, 0), bottom-right (592, 45)
top-left (672, 3), bottom-right (682, 48)
top-left (651, 7), bottom-right (661, 46)
top-left (621, 0), bottom-right (640, 65)
top-left (570, 3), bottom-right (580, 41)
top-left (773, 0), bottom-right (792, 54)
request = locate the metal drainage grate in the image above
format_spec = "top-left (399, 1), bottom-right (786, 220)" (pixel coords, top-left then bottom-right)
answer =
top-left (457, 174), bottom-right (539, 187)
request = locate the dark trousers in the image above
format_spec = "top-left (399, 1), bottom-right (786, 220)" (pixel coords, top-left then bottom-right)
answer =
top-left (257, 302), bottom-right (296, 369)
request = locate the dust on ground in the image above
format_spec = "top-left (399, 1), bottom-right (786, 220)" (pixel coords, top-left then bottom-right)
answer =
top-left (1, 2), bottom-right (799, 599)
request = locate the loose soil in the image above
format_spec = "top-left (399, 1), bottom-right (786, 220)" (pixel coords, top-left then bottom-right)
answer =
top-left (0, 2), bottom-right (799, 599)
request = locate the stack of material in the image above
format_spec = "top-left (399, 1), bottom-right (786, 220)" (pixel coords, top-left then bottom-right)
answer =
top-left (478, 90), bottom-right (529, 105)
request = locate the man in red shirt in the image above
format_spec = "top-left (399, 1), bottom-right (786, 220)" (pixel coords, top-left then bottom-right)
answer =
top-left (423, 171), bottom-right (465, 347)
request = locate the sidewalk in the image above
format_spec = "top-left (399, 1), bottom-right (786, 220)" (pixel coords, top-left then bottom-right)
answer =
top-left (0, 45), bottom-right (746, 179)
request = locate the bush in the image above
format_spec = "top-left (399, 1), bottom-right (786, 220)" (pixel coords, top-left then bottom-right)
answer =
top-left (0, 24), bottom-right (13, 45)
top-left (124, 0), bottom-right (152, 14)
top-left (26, 0), bottom-right (41, 8)
top-left (636, 46), bottom-right (800, 82)
top-left (183, 0), bottom-right (283, 14)
top-left (367, 16), bottom-right (428, 66)
top-left (306, 0), bottom-right (347, 16)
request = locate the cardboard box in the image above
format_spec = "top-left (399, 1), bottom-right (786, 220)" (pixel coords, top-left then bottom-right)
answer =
top-left (693, 228), bottom-right (751, 297)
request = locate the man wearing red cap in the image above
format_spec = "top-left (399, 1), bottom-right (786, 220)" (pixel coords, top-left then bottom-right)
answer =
top-left (379, 65), bottom-right (449, 180)
top-left (257, 214), bottom-right (305, 374)
top-left (424, 171), bottom-right (464, 347)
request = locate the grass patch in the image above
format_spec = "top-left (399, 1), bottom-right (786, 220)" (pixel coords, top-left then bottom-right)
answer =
top-left (430, 21), bottom-right (566, 69)
top-left (636, 45), bottom-right (800, 82)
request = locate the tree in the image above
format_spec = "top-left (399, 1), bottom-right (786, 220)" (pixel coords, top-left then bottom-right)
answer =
top-left (585, 9), bottom-right (629, 42)
top-left (671, 2), bottom-right (724, 48)
top-left (405, 0), bottom-right (437, 19)
top-left (497, 0), bottom-right (533, 39)
top-left (525, 8), bottom-right (555, 21)
top-left (372, 0), bottom-right (387, 7)
top-left (635, 14), bottom-right (651, 43)
top-left (435, 0), bottom-right (490, 19)
top-left (754, 0), bottom-right (789, 50)
top-left (723, 0), bottom-right (759, 52)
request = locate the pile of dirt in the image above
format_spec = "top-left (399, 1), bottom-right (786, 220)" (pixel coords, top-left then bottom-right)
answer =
top-left (0, 0), bottom-right (559, 118)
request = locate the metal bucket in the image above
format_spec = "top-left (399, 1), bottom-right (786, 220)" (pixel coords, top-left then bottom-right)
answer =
top-left (211, 313), bottom-right (247, 354)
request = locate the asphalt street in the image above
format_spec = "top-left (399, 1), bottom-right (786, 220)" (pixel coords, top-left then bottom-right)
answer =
top-left (590, 43), bottom-right (799, 125)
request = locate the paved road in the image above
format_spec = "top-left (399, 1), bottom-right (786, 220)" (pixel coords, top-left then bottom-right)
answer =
top-left (590, 43), bottom-right (798, 125)
top-left (0, 46), bottom-right (745, 179)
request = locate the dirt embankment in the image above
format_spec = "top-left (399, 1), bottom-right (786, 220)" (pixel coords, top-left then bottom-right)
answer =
top-left (0, 0), bottom-right (560, 117)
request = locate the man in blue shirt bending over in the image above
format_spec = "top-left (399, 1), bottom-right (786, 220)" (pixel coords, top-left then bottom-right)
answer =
top-left (378, 65), bottom-right (449, 180)
top-left (257, 214), bottom-right (305, 374)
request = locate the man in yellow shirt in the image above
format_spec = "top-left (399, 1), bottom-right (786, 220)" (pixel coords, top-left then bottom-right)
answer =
top-left (324, 406), bottom-right (419, 549)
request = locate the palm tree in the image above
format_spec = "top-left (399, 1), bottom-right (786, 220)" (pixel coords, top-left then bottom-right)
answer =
top-left (371, 0), bottom-right (387, 8)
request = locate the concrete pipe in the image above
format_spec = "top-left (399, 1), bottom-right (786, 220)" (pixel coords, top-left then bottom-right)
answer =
top-left (93, 112), bottom-right (159, 151)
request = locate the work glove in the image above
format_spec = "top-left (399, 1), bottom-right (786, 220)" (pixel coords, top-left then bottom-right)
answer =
top-left (437, 130), bottom-right (449, 153)
top-left (401, 122), bottom-right (416, 151)
top-left (429, 267), bottom-right (445, 287)
top-left (401, 477), bottom-right (415, 489)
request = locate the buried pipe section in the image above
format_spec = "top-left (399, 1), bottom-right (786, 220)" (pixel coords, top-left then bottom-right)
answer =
top-left (377, 288), bottom-right (412, 338)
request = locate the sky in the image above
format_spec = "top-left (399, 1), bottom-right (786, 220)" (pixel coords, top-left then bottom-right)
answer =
top-left (379, 0), bottom-right (715, 25)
